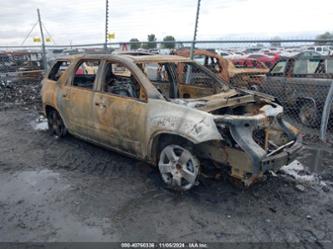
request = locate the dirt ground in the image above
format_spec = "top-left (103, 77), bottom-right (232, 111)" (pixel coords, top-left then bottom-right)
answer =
top-left (0, 106), bottom-right (333, 245)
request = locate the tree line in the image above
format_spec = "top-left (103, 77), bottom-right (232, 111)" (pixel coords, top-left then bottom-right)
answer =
top-left (129, 34), bottom-right (176, 50)
top-left (127, 32), bottom-right (333, 50)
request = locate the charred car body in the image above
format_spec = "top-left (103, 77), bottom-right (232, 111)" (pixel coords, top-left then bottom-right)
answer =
top-left (175, 48), bottom-right (269, 90)
top-left (41, 54), bottom-right (302, 191)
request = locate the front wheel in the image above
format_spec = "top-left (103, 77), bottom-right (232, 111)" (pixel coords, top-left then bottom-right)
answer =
top-left (298, 101), bottom-right (318, 127)
top-left (158, 144), bottom-right (200, 191)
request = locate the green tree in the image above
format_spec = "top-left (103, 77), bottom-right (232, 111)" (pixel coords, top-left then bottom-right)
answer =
top-left (270, 36), bottom-right (281, 47)
top-left (315, 32), bottom-right (333, 45)
top-left (147, 34), bottom-right (157, 49)
top-left (162, 35), bottom-right (176, 49)
top-left (141, 42), bottom-right (148, 49)
top-left (129, 38), bottom-right (141, 50)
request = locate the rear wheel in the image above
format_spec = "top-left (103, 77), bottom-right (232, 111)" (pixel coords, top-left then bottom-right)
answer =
top-left (158, 144), bottom-right (200, 191)
top-left (47, 109), bottom-right (67, 137)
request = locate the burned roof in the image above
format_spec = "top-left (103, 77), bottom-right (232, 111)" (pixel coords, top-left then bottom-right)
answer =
top-left (56, 54), bottom-right (192, 64)
top-left (126, 55), bottom-right (191, 63)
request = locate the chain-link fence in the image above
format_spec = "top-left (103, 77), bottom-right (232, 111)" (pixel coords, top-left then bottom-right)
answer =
top-left (1, 40), bottom-right (333, 144)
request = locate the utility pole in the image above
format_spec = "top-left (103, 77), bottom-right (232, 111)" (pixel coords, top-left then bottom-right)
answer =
top-left (37, 8), bottom-right (47, 71)
top-left (189, 0), bottom-right (201, 59)
top-left (104, 0), bottom-right (109, 52)
top-left (186, 0), bottom-right (201, 84)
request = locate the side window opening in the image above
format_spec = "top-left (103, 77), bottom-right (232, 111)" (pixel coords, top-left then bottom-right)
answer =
top-left (270, 61), bottom-right (287, 74)
top-left (103, 62), bottom-right (141, 99)
top-left (293, 59), bottom-right (320, 75)
top-left (193, 55), bottom-right (205, 65)
top-left (207, 57), bottom-right (221, 73)
top-left (326, 59), bottom-right (333, 73)
top-left (72, 60), bottom-right (100, 89)
top-left (48, 60), bottom-right (70, 81)
top-left (142, 63), bottom-right (170, 83)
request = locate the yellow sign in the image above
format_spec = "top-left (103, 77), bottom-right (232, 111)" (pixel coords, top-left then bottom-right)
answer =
top-left (33, 37), bottom-right (41, 43)
top-left (107, 32), bottom-right (115, 40)
top-left (46, 37), bottom-right (52, 42)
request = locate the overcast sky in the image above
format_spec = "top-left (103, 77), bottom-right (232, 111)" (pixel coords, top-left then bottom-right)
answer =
top-left (0, 0), bottom-right (332, 46)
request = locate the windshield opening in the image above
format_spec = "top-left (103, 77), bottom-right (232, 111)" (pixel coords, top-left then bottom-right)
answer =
top-left (138, 61), bottom-right (228, 99)
top-left (270, 61), bottom-right (287, 74)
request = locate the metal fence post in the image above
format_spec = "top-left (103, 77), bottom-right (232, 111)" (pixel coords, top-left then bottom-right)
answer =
top-left (104, 0), bottom-right (109, 52)
top-left (37, 9), bottom-right (47, 72)
top-left (186, 0), bottom-right (201, 84)
top-left (320, 81), bottom-right (333, 142)
top-left (189, 0), bottom-right (201, 60)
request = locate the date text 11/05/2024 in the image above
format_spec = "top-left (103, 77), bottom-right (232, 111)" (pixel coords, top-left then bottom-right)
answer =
top-left (120, 242), bottom-right (208, 248)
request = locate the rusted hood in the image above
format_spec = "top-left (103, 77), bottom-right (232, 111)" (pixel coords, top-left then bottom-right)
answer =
top-left (228, 63), bottom-right (269, 77)
top-left (171, 89), bottom-right (261, 113)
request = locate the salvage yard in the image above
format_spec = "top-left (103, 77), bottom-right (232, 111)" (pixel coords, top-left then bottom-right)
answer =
top-left (0, 106), bottom-right (333, 243)
top-left (2, 0), bottom-right (333, 247)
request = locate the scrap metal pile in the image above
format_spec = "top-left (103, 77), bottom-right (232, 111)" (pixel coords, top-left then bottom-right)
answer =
top-left (0, 79), bottom-right (42, 110)
top-left (0, 51), bottom-right (43, 110)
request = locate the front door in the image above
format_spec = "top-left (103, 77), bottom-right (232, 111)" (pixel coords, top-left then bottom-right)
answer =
top-left (92, 61), bottom-right (147, 157)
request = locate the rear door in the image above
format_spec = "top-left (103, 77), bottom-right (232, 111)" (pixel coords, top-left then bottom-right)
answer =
top-left (64, 59), bottom-right (101, 138)
top-left (43, 59), bottom-right (71, 122)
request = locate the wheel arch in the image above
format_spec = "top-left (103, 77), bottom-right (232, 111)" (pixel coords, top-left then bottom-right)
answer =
top-left (296, 97), bottom-right (317, 108)
top-left (148, 132), bottom-right (198, 164)
top-left (44, 105), bottom-right (69, 129)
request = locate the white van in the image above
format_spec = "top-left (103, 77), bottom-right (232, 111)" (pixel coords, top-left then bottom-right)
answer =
top-left (307, 45), bottom-right (333, 56)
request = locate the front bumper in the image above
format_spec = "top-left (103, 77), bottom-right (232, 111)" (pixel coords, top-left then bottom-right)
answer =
top-left (260, 136), bottom-right (303, 172)
top-left (214, 104), bottom-right (303, 176)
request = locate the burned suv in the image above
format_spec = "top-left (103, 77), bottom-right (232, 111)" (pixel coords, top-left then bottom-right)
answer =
top-left (41, 54), bottom-right (302, 191)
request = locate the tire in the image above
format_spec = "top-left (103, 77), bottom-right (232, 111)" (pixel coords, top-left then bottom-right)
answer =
top-left (47, 109), bottom-right (67, 138)
top-left (298, 101), bottom-right (318, 127)
top-left (249, 84), bottom-right (259, 91)
top-left (158, 144), bottom-right (200, 191)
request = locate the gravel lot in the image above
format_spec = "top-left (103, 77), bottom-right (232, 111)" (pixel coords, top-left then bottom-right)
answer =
top-left (0, 106), bottom-right (333, 245)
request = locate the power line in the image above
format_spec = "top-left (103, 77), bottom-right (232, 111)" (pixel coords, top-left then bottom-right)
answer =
top-left (42, 22), bottom-right (56, 45)
top-left (20, 22), bottom-right (38, 46)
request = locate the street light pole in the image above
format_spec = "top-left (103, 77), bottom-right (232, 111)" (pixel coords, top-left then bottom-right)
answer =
top-left (37, 8), bottom-right (47, 71)
top-left (104, 0), bottom-right (109, 52)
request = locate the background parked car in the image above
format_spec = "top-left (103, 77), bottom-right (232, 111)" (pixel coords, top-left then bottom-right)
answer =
top-left (231, 57), bottom-right (268, 69)
top-left (260, 56), bottom-right (333, 127)
top-left (307, 46), bottom-right (333, 56)
top-left (247, 53), bottom-right (278, 68)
